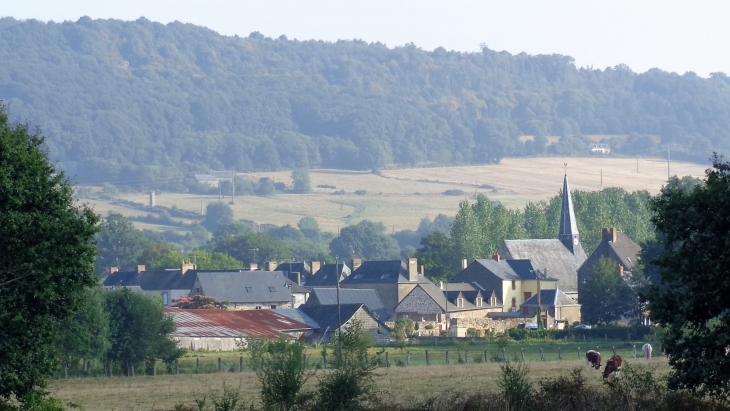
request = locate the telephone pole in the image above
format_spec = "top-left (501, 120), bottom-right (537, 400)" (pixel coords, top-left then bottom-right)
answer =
top-left (667, 144), bottom-right (671, 181)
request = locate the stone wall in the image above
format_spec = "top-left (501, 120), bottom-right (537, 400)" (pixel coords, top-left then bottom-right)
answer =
top-left (450, 315), bottom-right (538, 335)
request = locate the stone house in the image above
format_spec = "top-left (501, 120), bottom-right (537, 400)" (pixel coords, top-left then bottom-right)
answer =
top-left (577, 227), bottom-right (642, 298)
top-left (519, 288), bottom-right (582, 327)
top-left (299, 303), bottom-right (390, 344)
top-left (339, 258), bottom-right (433, 319)
top-left (102, 262), bottom-right (199, 306)
top-left (304, 288), bottom-right (387, 320)
top-left (392, 282), bottom-right (501, 323)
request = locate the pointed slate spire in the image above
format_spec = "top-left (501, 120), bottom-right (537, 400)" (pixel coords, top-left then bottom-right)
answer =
top-left (558, 173), bottom-right (581, 255)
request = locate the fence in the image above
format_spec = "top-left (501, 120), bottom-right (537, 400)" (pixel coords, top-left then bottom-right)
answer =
top-left (54, 342), bottom-right (655, 379)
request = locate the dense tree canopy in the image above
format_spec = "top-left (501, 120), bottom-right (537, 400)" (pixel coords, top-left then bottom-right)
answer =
top-left (0, 106), bottom-right (99, 401)
top-left (643, 155), bottom-right (730, 398)
top-left (0, 18), bottom-right (726, 189)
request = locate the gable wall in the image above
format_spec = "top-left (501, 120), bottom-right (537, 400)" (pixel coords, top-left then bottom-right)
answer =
top-left (344, 307), bottom-right (390, 344)
top-left (393, 286), bottom-right (443, 321)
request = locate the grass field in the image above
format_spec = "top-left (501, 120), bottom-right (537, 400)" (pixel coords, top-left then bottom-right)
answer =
top-left (77, 157), bottom-right (708, 234)
top-left (48, 340), bottom-right (668, 410)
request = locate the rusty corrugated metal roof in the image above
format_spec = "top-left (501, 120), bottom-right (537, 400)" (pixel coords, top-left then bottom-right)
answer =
top-left (165, 308), bottom-right (313, 339)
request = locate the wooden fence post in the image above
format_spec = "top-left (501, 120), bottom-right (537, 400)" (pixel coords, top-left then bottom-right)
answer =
top-left (175, 359), bottom-right (179, 375)
top-left (521, 348), bottom-right (525, 362)
top-left (540, 348), bottom-right (544, 361)
top-left (153, 359), bottom-right (156, 376)
top-left (446, 351), bottom-right (450, 364)
top-left (218, 357), bottom-right (222, 372)
top-left (64, 361), bottom-right (68, 379)
top-left (484, 350), bottom-right (487, 362)
top-left (558, 347), bottom-right (561, 360)
top-left (612, 346), bottom-right (616, 355)
top-left (633, 345), bottom-right (637, 358)
top-left (578, 347), bottom-right (581, 359)
top-left (425, 350), bottom-right (429, 366)
top-left (406, 351), bottom-right (410, 366)
top-left (502, 349), bottom-right (506, 362)
top-left (196, 358), bottom-right (200, 374)
top-left (465, 350), bottom-right (468, 364)
top-left (385, 352), bottom-right (390, 367)
top-left (239, 356), bottom-right (244, 372)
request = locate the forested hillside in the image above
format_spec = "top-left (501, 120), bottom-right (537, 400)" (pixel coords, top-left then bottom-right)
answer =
top-left (1, 17), bottom-right (728, 188)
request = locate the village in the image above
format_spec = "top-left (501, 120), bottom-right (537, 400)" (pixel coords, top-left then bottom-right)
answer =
top-left (102, 174), bottom-right (643, 350)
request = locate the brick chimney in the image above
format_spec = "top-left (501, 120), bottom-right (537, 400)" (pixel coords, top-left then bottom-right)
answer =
top-left (408, 257), bottom-right (418, 281)
top-left (181, 262), bottom-right (196, 274)
top-left (136, 265), bottom-right (146, 273)
top-left (619, 264), bottom-right (624, 276)
top-left (351, 258), bottom-right (362, 272)
top-left (603, 228), bottom-right (618, 243)
top-left (492, 253), bottom-right (501, 262)
top-left (462, 258), bottom-right (468, 269)
top-left (420, 265), bottom-right (425, 276)
top-left (110, 266), bottom-right (119, 274)
top-left (292, 271), bottom-right (302, 286)
top-left (265, 261), bottom-right (278, 271)
top-left (311, 261), bottom-right (321, 275)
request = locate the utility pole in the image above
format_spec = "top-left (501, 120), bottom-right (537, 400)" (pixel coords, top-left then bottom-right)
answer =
top-left (637, 158), bottom-right (639, 173)
top-left (231, 168), bottom-right (235, 204)
top-left (600, 169), bottom-right (603, 186)
top-left (667, 144), bottom-right (671, 181)
top-left (200, 196), bottom-right (204, 215)
top-left (218, 180), bottom-right (222, 201)
top-left (335, 256), bottom-right (343, 359)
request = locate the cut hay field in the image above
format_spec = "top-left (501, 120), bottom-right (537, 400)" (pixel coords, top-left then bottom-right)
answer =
top-left (78, 157), bottom-right (707, 233)
top-left (47, 357), bottom-right (671, 411)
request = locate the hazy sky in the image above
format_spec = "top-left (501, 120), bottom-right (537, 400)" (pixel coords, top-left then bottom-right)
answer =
top-left (4, 0), bottom-right (729, 77)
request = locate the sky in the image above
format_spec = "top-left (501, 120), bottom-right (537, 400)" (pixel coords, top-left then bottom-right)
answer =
top-left (3, 0), bottom-right (730, 77)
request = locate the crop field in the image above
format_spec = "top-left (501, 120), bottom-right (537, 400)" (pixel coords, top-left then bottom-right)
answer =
top-left (77, 157), bottom-right (707, 233)
top-left (48, 341), bottom-right (669, 410)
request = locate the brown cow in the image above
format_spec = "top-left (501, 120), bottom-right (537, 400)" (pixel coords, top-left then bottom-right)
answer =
top-left (586, 350), bottom-right (602, 370)
top-left (603, 355), bottom-right (623, 379)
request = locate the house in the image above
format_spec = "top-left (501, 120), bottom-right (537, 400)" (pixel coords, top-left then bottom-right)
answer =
top-left (304, 288), bottom-right (387, 320)
top-left (191, 271), bottom-right (306, 309)
top-left (299, 303), bottom-right (390, 344)
top-left (339, 258), bottom-right (434, 319)
top-left (102, 262), bottom-right (199, 306)
top-left (450, 256), bottom-right (558, 313)
top-left (165, 307), bottom-right (314, 351)
top-left (519, 288), bottom-right (582, 327)
top-left (578, 227), bottom-right (642, 292)
top-left (305, 262), bottom-right (351, 287)
top-left (392, 282), bottom-right (501, 324)
top-left (587, 143), bottom-right (611, 154)
top-left (497, 174), bottom-right (587, 300)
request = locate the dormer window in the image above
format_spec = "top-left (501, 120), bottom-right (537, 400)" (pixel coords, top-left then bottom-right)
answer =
top-left (269, 286), bottom-right (276, 292)
top-left (490, 297), bottom-right (497, 306)
top-left (457, 298), bottom-right (464, 307)
top-left (476, 297), bottom-right (482, 307)
top-left (246, 286), bottom-right (253, 292)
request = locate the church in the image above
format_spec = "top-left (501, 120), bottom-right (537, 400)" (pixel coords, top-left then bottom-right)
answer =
top-left (497, 173), bottom-right (587, 301)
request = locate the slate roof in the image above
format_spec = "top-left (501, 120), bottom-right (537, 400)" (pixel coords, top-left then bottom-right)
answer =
top-left (196, 271), bottom-right (294, 304)
top-left (413, 283), bottom-right (501, 312)
top-left (341, 260), bottom-right (433, 285)
top-left (299, 303), bottom-right (370, 332)
top-left (102, 269), bottom-right (198, 291)
top-left (165, 308), bottom-right (312, 339)
top-left (277, 262), bottom-right (312, 284)
top-left (306, 288), bottom-right (387, 319)
top-left (499, 239), bottom-right (586, 293)
top-left (606, 231), bottom-right (642, 271)
top-left (272, 309), bottom-right (321, 329)
top-left (306, 263), bottom-right (351, 287)
top-left (473, 259), bottom-right (556, 281)
top-left (521, 289), bottom-right (580, 307)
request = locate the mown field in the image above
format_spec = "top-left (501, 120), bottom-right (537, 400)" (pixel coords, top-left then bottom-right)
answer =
top-left (48, 340), bottom-right (668, 410)
top-left (77, 157), bottom-right (707, 233)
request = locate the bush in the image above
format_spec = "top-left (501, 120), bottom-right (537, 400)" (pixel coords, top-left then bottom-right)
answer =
top-left (499, 361), bottom-right (532, 411)
top-left (443, 189), bottom-right (465, 196)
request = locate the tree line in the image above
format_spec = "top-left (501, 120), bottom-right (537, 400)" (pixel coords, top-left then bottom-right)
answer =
top-left (0, 17), bottom-right (726, 190)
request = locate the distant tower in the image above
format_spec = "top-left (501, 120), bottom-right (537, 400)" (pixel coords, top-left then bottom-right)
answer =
top-left (149, 191), bottom-right (156, 207)
top-left (558, 173), bottom-right (581, 255)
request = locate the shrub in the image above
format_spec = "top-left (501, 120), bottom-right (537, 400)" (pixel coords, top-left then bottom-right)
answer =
top-left (443, 189), bottom-right (465, 196)
top-left (498, 361), bottom-right (532, 411)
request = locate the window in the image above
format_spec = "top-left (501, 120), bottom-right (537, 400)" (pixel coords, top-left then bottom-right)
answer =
top-left (524, 292), bottom-right (532, 301)
top-left (162, 292), bottom-right (169, 306)
top-left (490, 297), bottom-right (497, 306)
top-left (195, 287), bottom-right (201, 295)
top-left (511, 280), bottom-right (516, 290)
top-left (475, 297), bottom-right (482, 307)
top-left (457, 298), bottom-right (464, 307)
top-left (269, 286), bottom-right (276, 292)
top-left (511, 298), bottom-right (516, 308)
top-left (271, 305), bottom-right (277, 309)
top-left (255, 306), bottom-right (262, 310)
top-left (246, 286), bottom-right (253, 292)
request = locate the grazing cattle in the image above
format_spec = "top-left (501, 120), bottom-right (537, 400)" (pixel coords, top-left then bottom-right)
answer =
top-left (586, 350), bottom-right (602, 370)
top-left (603, 355), bottom-right (623, 379)
top-left (642, 343), bottom-right (653, 360)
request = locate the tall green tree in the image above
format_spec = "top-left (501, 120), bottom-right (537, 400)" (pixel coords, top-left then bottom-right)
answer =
top-left (415, 232), bottom-right (456, 281)
top-left (56, 287), bottom-right (110, 372)
top-left (95, 212), bottom-right (151, 274)
top-left (329, 220), bottom-right (400, 260)
top-left (104, 288), bottom-right (182, 376)
top-left (291, 168), bottom-right (311, 193)
top-left (643, 155), bottom-right (730, 397)
top-left (0, 106), bottom-right (99, 401)
top-left (580, 257), bottom-right (633, 325)
top-left (203, 202), bottom-right (234, 233)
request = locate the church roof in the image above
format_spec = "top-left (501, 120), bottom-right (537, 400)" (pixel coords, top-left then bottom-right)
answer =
top-left (559, 174), bottom-right (580, 241)
top-left (499, 239), bottom-right (586, 293)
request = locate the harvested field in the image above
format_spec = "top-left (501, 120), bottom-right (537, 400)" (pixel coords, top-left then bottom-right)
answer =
top-left (77, 157), bottom-right (708, 233)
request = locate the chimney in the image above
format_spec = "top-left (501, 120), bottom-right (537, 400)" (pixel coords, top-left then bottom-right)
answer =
top-left (311, 261), bottom-right (321, 275)
top-left (492, 253), bottom-right (500, 262)
top-left (462, 258), bottom-right (468, 270)
top-left (110, 266), bottom-right (119, 274)
top-left (408, 257), bottom-right (418, 281)
top-left (351, 258), bottom-right (362, 272)
top-left (420, 265), bottom-right (425, 276)
top-left (136, 265), bottom-right (146, 273)
top-left (439, 281), bottom-right (444, 290)
top-left (619, 264), bottom-right (624, 276)
top-left (181, 262), bottom-right (196, 274)
top-left (611, 227), bottom-right (617, 243)
top-left (249, 263), bottom-right (258, 271)
top-left (265, 261), bottom-right (278, 271)
top-left (292, 271), bottom-right (301, 286)
top-left (603, 228), bottom-right (618, 243)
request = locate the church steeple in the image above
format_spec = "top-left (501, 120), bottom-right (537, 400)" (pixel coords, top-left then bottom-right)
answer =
top-left (558, 172), bottom-right (581, 255)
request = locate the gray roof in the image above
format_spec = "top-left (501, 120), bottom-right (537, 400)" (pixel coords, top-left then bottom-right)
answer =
top-left (558, 175), bottom-right (580, 249)
top-left (607, 232), bottom-right (642, 271)
top-left (196, 271), bottom-right (293, 304)
top-left (521, 288), bottom-right (579, 307)
top-left (499, 239), bottom-right (586, 293)
top-left (413, 283), bottom-right (501, 312)
top-left (299, 303), bottom-right (371, 331)
top-left (306, 263), bottom-right (351, 287)
top-left (473, 259), bottom-right (556, 281)
top-left (272, 309), bottom-right (321, 329)
top-left (102, 269), bottom-right (197, 291)
top-left (277, 262), bottom-right (312, 283)
top-left (341, 260), bottom-right (433, 285)
top-left (306, 288), bottom-right (387, 319)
